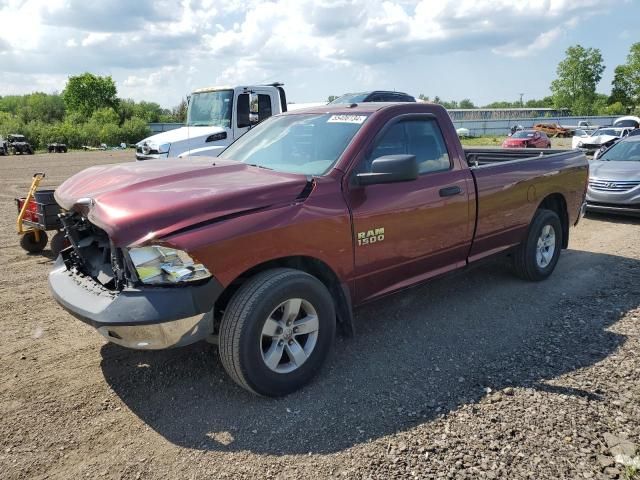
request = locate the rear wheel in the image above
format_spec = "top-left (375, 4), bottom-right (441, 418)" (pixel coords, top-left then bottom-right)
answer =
top-left (219, 268), bottom-right (336, 396)
top-left (512, 209), bottom-right (562, 281)
top-left (20, 230), bottom-right (48, 253)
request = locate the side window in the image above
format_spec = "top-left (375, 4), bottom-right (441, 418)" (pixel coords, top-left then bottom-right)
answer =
top-left (362, 119), bottom-right (450, 174)
top-left (238, 92), bottom-right (274, 128)
top-left (258, 94), bottom-right (272, 121)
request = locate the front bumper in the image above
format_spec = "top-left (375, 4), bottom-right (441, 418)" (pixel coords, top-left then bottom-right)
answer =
top-left (135, 152), bottom-right (169, 161)
top-left (49, 257), bottom-right (223, 349)
top-left (585, 202), bottom-right (640, 217)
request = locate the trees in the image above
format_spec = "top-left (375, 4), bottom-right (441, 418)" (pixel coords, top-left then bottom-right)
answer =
top-left (458, 98), bottom-right (475, 109)
top-left (551, 45), bottom-right (605, 116)
top-left (63, 73), bottom-right (118, 117)
top-left (609, 42), bottom-right (640, 113)
top-left (171, 98), bottom-right (188, 123)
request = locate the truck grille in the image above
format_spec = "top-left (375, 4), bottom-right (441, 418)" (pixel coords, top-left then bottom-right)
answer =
top-left (589, 179), bottom-right (640, 192)
top-left (59, 213), bottom-right (130, 290)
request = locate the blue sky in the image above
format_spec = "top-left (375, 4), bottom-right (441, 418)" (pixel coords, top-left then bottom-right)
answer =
top-left (0, 0), bottom-right (637, 108)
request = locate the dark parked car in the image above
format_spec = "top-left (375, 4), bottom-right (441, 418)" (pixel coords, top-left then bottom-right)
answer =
top-left (330, 90), bottom-right (416, 104)
top-left (7, 134), bottom-right (34, 155)
top-left (0, 137), bottom-right (7, 156)
top-left (50, 103), bottom-right (587, 396)
top-left (48, 142), bottom-right (68, 153)
top-left (502, 130), bottom-right (551, 149)
top-left (586, 135), bottom-right (640, 216)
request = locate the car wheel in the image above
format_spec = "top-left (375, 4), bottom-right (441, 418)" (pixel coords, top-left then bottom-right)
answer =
top-left (20, 230), bottom-right (48, 253)
top-left (50, 231), bottom-right (69, 256)
top-left (512, 209), bottom-right (562, 281)
top-left (219, 268), bottom-right (336, 396)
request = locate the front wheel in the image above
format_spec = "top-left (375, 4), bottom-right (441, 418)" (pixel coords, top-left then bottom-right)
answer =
top-left (512, 209), bottom-right (562, 281)
top-left (219, 268), bottom-right (336, 396)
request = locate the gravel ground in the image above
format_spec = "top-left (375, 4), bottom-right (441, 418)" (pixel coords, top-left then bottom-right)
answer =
top-left (0, 151), bottom-right (638, 480)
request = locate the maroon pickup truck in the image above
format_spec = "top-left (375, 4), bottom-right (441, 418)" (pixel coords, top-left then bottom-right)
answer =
top-left (49, 103), bottom-right (588, 396)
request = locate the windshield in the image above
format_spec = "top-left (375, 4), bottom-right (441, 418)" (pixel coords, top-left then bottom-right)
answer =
top-left (512, 131), bottom-right (535, 138)
top-left (599, 140), bottom-right (640, 162)
top-left (593, 128), bottom-right (619, 137)
top-left (219, 113), bottom-right (369, 175)
top-left (330, 93), bottom-right (369, 104)
top-left (186, 90), bottom-right (233, 127)
top-left (615, 119), bottom-right (640, 128)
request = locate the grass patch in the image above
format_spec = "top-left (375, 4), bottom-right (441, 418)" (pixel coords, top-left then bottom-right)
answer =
top-left (459, 136), bottom-right (505, 147)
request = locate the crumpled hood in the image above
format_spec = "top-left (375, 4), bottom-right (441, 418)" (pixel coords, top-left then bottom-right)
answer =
top-left (589, 160), bottom-right (640, 180)
top-left (55, 158), bottom-right (308, 246)
top-left (503, 138), bottom-right (529, 146)
top-left (582, 134), bottom-right (618, 145)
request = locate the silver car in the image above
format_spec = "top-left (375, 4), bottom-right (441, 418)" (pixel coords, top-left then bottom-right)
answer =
top-left (586, 135), bottom-right (640, 216)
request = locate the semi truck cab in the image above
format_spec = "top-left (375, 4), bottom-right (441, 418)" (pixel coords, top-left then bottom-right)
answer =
top-left (135, 83), bottom-right (288, 160)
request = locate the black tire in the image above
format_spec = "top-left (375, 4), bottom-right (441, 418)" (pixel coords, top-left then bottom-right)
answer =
top-left (512, 209), bottom-right (562, 281)
top-left (20, 230), bottom-right (48, 253)
top-left (27, 147), bottom-right (33, 155)
top-left (50, 231), bottom-right (69, 256)
top-left (219, 268), bottom-right (336, 397)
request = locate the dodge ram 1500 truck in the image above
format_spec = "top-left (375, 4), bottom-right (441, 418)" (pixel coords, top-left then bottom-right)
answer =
top-left (50, 103), bottom-right (588, 396)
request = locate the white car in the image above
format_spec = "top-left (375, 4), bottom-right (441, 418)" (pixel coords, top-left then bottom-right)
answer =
top-left (613, 116), bottom-right (640, 129)
top-left (571, 127), bottom-right (634, 153)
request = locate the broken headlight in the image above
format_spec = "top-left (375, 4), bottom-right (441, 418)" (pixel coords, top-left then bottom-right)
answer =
top-left (128, 246), bottom-right (211, 285)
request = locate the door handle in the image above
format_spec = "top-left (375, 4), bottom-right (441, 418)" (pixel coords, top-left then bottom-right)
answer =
top-left (439, 186), bottom-right (462, 197)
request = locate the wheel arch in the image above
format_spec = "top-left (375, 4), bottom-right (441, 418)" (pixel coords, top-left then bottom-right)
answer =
top-left (216, 255), bottom-right (354, 336)
top-left (537, 193), bottom-right (569, 248)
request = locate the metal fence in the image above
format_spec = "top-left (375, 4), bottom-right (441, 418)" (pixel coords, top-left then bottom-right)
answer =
top-left (149, 115), bottom-right (622, 137)
top-left (452, 115), bottom-right (620, 137)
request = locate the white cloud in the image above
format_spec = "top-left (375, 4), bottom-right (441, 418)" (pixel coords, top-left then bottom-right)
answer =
top-left (0, 0), bottom-right (621, 105)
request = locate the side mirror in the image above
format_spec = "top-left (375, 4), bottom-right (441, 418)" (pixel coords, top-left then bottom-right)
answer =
top-left (356, 154), bottom-right (418, 186)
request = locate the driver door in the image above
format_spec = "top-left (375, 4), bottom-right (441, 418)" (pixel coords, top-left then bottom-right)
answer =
top-left (346, 116), bottom-right (474, 303)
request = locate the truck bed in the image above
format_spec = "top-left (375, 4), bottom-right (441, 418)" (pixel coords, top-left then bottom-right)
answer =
top-left (464, 148), bottom-right (569, 167)
top-left (463, 147), bottom-right (588, 262)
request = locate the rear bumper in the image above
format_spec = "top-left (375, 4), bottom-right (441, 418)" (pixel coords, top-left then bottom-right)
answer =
top-left (48, 257), bottom-right (223, 349)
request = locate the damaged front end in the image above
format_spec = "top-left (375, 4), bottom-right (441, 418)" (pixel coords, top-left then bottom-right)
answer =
top-left (49, 212), bottom-right (223, 350)
top-left (58, 212), bottom-right (132, 291)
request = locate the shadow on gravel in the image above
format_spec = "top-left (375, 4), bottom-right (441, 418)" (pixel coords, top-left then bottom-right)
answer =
top-left (101, 249), bottom-right (639, 455)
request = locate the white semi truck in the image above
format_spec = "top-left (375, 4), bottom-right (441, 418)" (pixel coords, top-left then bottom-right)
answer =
top-left (135, 83), bottom-right (324, 160)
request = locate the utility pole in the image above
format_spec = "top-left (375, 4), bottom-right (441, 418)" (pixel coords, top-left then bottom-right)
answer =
top-left (519, 93), bottom-right (524, 107)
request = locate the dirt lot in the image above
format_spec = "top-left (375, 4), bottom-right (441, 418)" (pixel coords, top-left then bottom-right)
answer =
top-left (0, 152), bottom-right (638, 480)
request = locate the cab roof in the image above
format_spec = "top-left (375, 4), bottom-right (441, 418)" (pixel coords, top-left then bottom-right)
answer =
top-left (281, 102), bottom-right (447, 116)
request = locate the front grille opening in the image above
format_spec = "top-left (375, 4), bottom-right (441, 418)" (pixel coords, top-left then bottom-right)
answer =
top-left (59, 213), bottom-right (130, 291)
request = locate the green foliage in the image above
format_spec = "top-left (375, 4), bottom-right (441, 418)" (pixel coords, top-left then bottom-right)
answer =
top-left (170, 98), bottom-right (188, 123)
top-left (63, 72), bottom-right (118, 117)
top-left (458, 98), bottom-right (475, 109)
top-left (551, 44), bottom-right (605, 115)
top-left (601, 101), bottom-right (627, 115)
top-left (610, 42), bottom-right (640, 112)
top-left (91, 107), bottom-right (120, 125)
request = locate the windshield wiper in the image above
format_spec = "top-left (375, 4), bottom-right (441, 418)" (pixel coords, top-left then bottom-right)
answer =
top-left (246, 163), bottom-right (274, 171)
